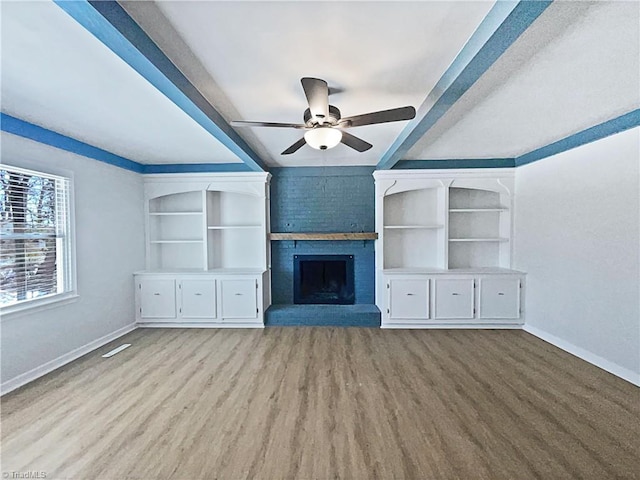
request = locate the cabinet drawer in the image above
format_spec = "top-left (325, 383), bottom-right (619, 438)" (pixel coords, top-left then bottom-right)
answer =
top-left (220, 279), bottom-right (258, 320)
top-left (479, 277), bottom-right (520, 319)
top-left (181, 279), bottom-right (217, 319)
top-left (389, 279), bottom-right (429, 319)
top-left (139, 279), bottom-right (176, 319)
top-left (434, 279), bottom-right (474, 319)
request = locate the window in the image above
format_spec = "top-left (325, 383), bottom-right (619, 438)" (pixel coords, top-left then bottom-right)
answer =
top-left (0, 165), bottom-right (75, 311)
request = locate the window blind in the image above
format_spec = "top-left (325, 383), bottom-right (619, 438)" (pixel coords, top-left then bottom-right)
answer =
top-left (0, 165), bottom-right (73, 308)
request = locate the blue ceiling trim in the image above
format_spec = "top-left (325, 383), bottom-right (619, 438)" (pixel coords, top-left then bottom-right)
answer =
top-left (143, 163), bottom-right (252, 174)
top-left (1, 113), bottom-right (253, 175)
top-left (393, 159), bottom-right (515, 170)
top-left (1, 113), bottom-right (144, 173)
top-left (377, 0), bottom-right (552, 170)
top-left (54, 1), bottom-right (267, 172)
top-left (516, 109), bottom-right (640, 167)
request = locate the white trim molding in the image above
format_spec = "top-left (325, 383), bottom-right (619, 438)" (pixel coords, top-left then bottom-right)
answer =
top-left (523, 325), bottom-right (640, 387)
top-left (1, 323), bottom-right (137, 396)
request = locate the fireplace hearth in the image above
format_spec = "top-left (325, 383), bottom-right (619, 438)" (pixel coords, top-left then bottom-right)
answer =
top-left (293, 254), bottom-right (355, 305)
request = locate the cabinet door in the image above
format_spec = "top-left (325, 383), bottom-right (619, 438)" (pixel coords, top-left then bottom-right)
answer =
top-left (220, 279), bottom-right (258, 320)
top-left (434, 278), bottom-right (474, 319)
top-left (139, 278), bottom-right (176, 319)
top-left (388, 279), bottom-right (429, 319)
top-left (181, 279), bottom-right (217, 320)
top-left (479, 277), bottom-right (520, 319)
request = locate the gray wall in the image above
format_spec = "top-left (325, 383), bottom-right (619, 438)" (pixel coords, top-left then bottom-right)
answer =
top-left (514, 127), bottom-right (640, 384)
top-left (1, 133), bottom-right (145, 390)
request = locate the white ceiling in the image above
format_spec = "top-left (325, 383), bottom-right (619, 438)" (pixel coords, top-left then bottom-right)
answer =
top-left (0, 1), bottom-right (243, 165)
top-left (1, 1), bottom-right (638, 169)
top-left (130, 1), bottom-right (495, 167)
top-left (405, 1), bottom-right (640, 160)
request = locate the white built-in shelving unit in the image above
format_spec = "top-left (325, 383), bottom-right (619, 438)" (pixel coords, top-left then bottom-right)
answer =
top-left (373, 169), bottom-right (524, 329)
top-left (136, 173), bottom-right (271, 328)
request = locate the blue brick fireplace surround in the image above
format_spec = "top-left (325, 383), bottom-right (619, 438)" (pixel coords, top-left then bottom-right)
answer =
top-left (266, 166), bottom-right (380, 327)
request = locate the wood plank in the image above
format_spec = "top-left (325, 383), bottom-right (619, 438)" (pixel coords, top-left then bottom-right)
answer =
top-left (269, 232), bottom-right (378, 241)
top-left (1, 329), bottom-right (639, 479)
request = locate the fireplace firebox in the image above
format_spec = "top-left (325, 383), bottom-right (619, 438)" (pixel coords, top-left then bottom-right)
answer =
top-left (293, 255), bottom-right (355, 305)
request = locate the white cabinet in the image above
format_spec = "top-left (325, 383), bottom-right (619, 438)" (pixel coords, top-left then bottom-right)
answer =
top-left (181, 279), bottom-right (217, 320)
top-left (388, 278), bottom-right (429, 320)
top-left (135, 272), bottom-right (267, 328)
top-left (139, 278), bottom-right (176, 320)
top-left (220, 279), bottom-right (258, 320)
top-left (381, 272), bottom-right (524, 328)
top-left (478, 277), bottom-right (520, 319)
top-left (434, 279), bottom-right (474, 319)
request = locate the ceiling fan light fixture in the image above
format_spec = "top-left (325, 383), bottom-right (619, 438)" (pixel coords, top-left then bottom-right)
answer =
top-left (304, 126), bottom-right (342, 150)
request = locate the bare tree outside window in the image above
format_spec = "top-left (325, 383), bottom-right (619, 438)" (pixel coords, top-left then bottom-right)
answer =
top-left (0, 166), bottom-right (71, 308)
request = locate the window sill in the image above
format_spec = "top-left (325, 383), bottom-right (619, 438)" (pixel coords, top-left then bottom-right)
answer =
top-left (1, 293), bottom-right (79, 321)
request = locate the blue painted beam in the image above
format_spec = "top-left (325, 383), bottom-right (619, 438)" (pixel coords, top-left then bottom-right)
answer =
top-left (515, 109), bottom-right (640, 166)
top-left (378, 0), bottom-right (552, 170)
top-left (1, 113), bottom-right (144, 173)
top-left (54, 0), bottom-right (267, 172)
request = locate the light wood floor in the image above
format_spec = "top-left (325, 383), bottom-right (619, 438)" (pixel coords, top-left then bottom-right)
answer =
top-left (2, 328), bottom-right (639, 479)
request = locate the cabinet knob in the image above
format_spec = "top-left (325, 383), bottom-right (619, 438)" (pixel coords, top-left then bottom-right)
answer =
top-left (153, 293), bottom-right (161, 296)
top-left (235, 293), bottom-right (243, 296)
top-left (406, 293), bottom-right (414, 296)
top-left (451, 293), bottom-right (459, 296)
top-left (498, 292), bottom-right (504, 296)
top-left (194, 293), bottom-right (202, 296)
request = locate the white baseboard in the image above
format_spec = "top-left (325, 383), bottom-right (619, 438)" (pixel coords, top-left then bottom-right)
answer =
top-left (1, 323), bottom-right (137, 396)
top-left (137, 322), bottom-right (264, 329)
top-left (523, 325), bottom-right (640, 387)
top-left (381, 323), bottom-right (522, 329)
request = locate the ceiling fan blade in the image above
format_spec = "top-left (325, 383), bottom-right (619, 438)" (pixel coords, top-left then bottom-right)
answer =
top-left (339, 106), bottom-right (416, 128)
top-left (340, 131), bottom-right (372, 152)
top-left (281, 137), bottom-right (307, 155)
top-left (231, 120), bottom-right (306, 129)
top-left (301, 77), bottom-right (329, 121)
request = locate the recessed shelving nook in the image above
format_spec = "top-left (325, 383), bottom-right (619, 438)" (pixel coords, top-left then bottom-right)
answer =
top-left (148, 191), bottom-right (205, 270)
top-left (382, 183), bottom-right (446, 269)
top-left (137, 173), bottom-right (271, 328)
top-left (374, 169), bottom-right (525, 329)
top-left (448, 186), bottom-right (511, 269)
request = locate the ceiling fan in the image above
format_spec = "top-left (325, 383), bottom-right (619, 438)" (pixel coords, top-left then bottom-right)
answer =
top-left (231, 77), bottom-right (416, 155)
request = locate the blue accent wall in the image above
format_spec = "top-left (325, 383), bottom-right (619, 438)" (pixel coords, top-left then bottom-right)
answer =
top-left (270, 167), bottom-right (376, 305)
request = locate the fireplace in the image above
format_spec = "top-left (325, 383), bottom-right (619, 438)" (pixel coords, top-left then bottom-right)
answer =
top-left (293, 255), bottom-right (355, 305)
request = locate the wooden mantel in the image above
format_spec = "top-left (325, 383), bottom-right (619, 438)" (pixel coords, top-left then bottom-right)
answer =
top-left (269, 232), bottom-right (378, 241)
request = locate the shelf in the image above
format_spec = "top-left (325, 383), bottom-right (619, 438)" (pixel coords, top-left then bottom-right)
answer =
top-left (449, 208), bottom-right (507, 213)
top-left (449, 238), bottom-right (508, 243)
top-left (150, 240), bottom-right (204, 244)
top-left (208, 225), bottom-right (261, 230)
top-left (269, 232), bottom-right (378, 241)
top-left (384, 225), bottom-right (443, 230)
top-left (149, 211), bottom-right (203, 216)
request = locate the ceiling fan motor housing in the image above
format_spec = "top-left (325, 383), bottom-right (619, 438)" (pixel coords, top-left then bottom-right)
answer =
top-left (304, 105), bottom-right (341, 127)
